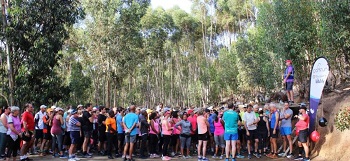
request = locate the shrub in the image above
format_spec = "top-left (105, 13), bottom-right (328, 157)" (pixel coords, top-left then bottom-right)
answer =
top-left (335, 107), bottom-right (350, 132)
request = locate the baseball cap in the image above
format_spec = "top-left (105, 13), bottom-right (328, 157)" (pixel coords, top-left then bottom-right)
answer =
top-left (51, 105), bottom-right (56, 110)
top-left (55, 107), bottom-right (64, 112)
top-left (40, 105), bottom-right (47, 109)
top-left (286, 59), bottom-right (292, 63)
top-left (46, 108), bottom-right (53, 113)
top-left (187, 109), bottom-right (193, 115)
top-left (71, 109), bottom-right (78, 115)
top-left (300, 103), bottom-right (307, 110)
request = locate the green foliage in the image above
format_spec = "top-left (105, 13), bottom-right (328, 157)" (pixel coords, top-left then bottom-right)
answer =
top-left (3, 0), bottom-right (84, 106)
top-left (335, 107), bottom-right (350, 132)
top-left (68, 62), bottom-right (91, 104)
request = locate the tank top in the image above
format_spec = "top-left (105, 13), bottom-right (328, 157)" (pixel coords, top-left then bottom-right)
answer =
top-left (197, 115), bottom-right (208, 134)
top-left (270, 111), bottom-right (279, 129)
top-left (162, 118), bottom-right (172, 135)
top-left (51, 116), bottom-right (62, 135)
top-left (149, 119), bottom-right (159, 134)
top-left (257, 116), bottom-right (268, 132)
top-left (0, 113), bottom-right (8, 133)
top-left (214, 118), bottom-right (224, 135)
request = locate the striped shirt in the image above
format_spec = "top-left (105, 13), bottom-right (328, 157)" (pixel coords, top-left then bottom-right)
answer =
top-left (69, 116), bottom-right (80, 132)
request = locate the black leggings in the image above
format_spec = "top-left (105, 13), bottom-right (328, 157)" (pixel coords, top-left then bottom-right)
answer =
top-left (106, 132), bottom-right (118, 156)
top-left (162, 135), bottom-right (171, 156)
top-left (258, 132), bottom-right (267, 151)
top-left (6, 135), bottom-right (20, 158)
top-left (149, 134), bottom-right (158, 154)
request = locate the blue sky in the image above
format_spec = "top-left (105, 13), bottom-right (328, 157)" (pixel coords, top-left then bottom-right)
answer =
top-left (151, 0), bottom-right (192, 13)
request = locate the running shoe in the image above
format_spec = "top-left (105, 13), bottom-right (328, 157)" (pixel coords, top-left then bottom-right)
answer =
top-left (236, 154), bottom-right (245, 159)
top-left (202, 157), bottom-right (209, 161)
top-left (287, 153), bottom-right (294, 159)
top-left (278, 152), bottom-right (285, 157)
top-left (248, 154), bottom-right (252, 159)
top-left (294, 156), bottom-right (304, 160)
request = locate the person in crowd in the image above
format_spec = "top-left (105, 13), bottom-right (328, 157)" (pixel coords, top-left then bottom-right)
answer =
top-left (294, 103), bottom-right (310, 161)
top-left (81, 103), bottom-right (94, 158)
top-left (6, 106), bottom-right (22, 161)
top-left (34, 105), bottom-right (46, 153)
top-left (235, 107), bottom-right (245, 159)
top-left (40, 107), bottom-right (53, 156)
top-left (283, 59), bottom-right (295, 104)
top-left (267, 103), bottom-right (279, 159)
top-left (243, 104), bottom-right (259, 159)
top-left (175, 112), bottom-right (192, 159)
top-left (105, 110), bottom-right (117, 159)
top-left (279, 102), bottom-right (294, 158)
top-left (97, 106), bottom-right (107, 156)
top-left (223, 102), bottom-right (240, 161)
top-left (149, 112), bottom-right (160, 158)
top-left (213, 112), bottom-right (225, 159)
top-left (161, 111), bottom-right (173, 161)
top-left (139, 110), bottom-right (149, 159)
top-left (20, 103), bottom-right (35, 161)
top-left (122, 105), bottom-right (139, 161)
top-left (0, 106), bottom-right (10, 158)
top-left (51, 107), bottom-right (66, 158)
top-left (116, 107), bottom-right (125, 156)
top-left (68, 109), bottom-right (81, 161)
top-left (257, 108), bottom-right (269, 157)
top-left (207, 109), bottom-right (215, 155)
top-left (197, 109), bottom-right (210, 161)
top-left (171, 111), bottom-right (180, 157)
top-left (187, 109), bottom-right (198, 154)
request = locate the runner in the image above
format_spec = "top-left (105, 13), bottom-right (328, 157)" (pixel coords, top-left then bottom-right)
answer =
top-left (51, 107), bottom-right (66, 158)
top-left (257, 108), bottom-right (269, 157)
top-left (139, 110), bottom-right (149, 159)
top-left (149, 112), bottom-right (160, 158)
top-left (213, 112), bottom-right (224, 159)
top-left (294, 103), bottom-right (310, 161)
top-left (105, 110), bottom-right (117, 159)
top-left (161, 111), bottom-right (173, 161)
top-left (122, 105), bottom-right (139, 161)
top-left (197, 109), bottom-right (210, 161)
top-left (175, 112), bottom-right (193, 159)
top-left (20, 103), bottom-right (35, 161)
top-left (0, 106), bottom-right (10, 158)
top-left (279, 102), bottom-right (294, 158)
top-left (243, 104), bottom-right (259, 159)
top-left (34, 105), bottom-right (46, 153)
top-left (81, 103), bottom-right (94, 158)
top-left (283, 59), bottom-right (295, 104)
top-left (6, 106), bottom-right (21, 161)
top-left (267, 103), bottom-right (279, 159)
top-left (68, 109), bottom-right (81, 161)
top-left (97, 106), bottom-right (107, 156)
top-left (116, 107), bottom-right (125, 156)
top-left (223, 102), bottom-right (240, 161)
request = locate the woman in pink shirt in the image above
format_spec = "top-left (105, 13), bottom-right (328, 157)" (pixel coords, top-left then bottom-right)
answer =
top-left (149, 112), bottom-right (160, 158)
top-left (171, 111), bottom-right (181, 157)
top-left (213, 112), bottom-right (225, 159)
top-left (161, 111), bottom-right (173, 161)
top-left (197, 109), bottom-right (210, 161)
top-left (294, 104), bottom-right (310, 161)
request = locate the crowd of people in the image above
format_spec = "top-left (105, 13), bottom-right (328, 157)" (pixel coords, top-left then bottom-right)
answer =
top-left (0, 101), bottom-right (312, 161)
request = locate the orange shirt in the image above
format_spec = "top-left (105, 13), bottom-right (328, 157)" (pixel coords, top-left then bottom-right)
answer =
top-left (105, 117), bottom-right (116, 133)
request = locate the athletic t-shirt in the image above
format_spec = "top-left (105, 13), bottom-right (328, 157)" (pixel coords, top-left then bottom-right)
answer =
top-left (35, 111), bottom-right (46, 130)
top-left (22, 111), bottom-right (35, 131)
top-left (82, 111), bottom-right (93, 131)
top-left (162, 118), bottom-right (172, 135)
top-left (208, 115), bottom-right (215, 133)
top-left (243, 111), bottom-right (257, 130)
top-left (98, 114), bottom-right (107, 132)
top-left (223, 109), bottom-right (239, 134)
top-left (295, 114), bottom-right (309, 130)
top-left (187, 115), bottom-right (197, 134)
top-left (116, 114), bottom-right (124, 134)
top-left (105, 117), bottom-right (116, 133)
top-left (123, 112), bottom-right (139, 136)
top-left (281, 108), bottom-right (293, 127)
top-left (197, 115), bottom-right (208, 134)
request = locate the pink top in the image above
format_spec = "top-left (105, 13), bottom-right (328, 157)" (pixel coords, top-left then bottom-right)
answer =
top-left (214, 118), bottom-right (224, 135)
top-left (188, 115), bottom-right (197, 134)
top-left (162, 118), bottom-right (172, 135)
top-left (149, 119), bottom-right (159, 134)
top-left (172, 118), bottom-right (181, 135)
top-left (295, 114), bottom-right (309, 130)
top-left (197, 115), bottom-right (207, 134)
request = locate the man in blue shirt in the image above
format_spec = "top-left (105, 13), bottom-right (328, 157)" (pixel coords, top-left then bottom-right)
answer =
top-left (283, 59), bottom-right (295, 104)
top-left (122, 105), bottom-right (139, 161)
top-left (223, 102), bottom-right (240, 161)
top-left (116, 107), bottom-right (125, 156)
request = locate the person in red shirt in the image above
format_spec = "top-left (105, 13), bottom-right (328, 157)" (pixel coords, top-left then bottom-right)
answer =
top-left (20, 103), bottom-right (35, 161)
top-left (294, 104), bottom-right (310, 161)
top-left (187, 109), bottom-right (198, 154)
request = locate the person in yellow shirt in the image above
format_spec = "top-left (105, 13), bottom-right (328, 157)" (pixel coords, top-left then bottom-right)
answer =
top-left (105, 110), bottom-right (117, 159)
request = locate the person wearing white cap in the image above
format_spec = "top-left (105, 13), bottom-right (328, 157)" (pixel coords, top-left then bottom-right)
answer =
top-left (34, 105), bottom-right (47, 152)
